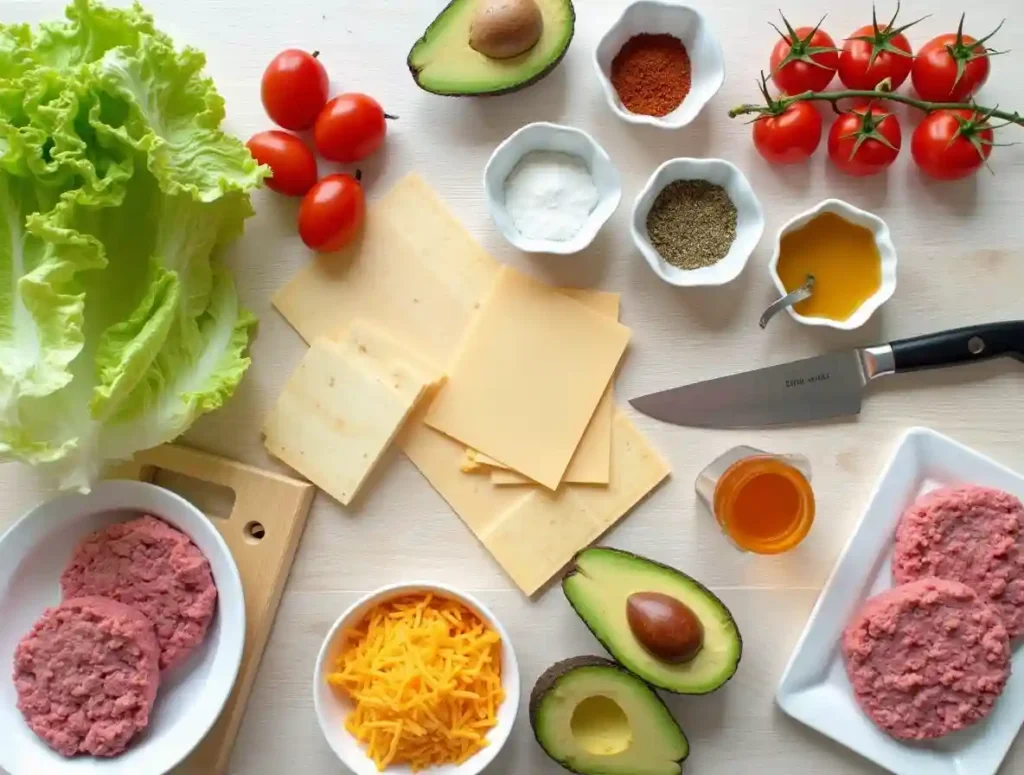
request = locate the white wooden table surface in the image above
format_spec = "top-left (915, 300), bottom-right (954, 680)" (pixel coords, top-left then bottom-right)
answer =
top-left (2, 1), bottom-right (1023, 773)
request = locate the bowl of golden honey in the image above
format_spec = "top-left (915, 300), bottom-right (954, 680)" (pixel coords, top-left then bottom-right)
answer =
top-left (769, 199), bottom-right (897, 330)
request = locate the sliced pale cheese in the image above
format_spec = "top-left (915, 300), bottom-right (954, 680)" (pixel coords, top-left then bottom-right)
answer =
top-left (401, 407), bottom-right (670, 595)
top-left (272, 174), bottom-right (668, 593)
top-left (425, 266), bottom-right (630, 490)
top-left (488, 288), bottom-right (619, 486)
top-left (262, 333), bottom-right (436, 506)
top-left (330, 318), bottom-right (445, 385)
top-left (272, 174), bottom-right (497, 366)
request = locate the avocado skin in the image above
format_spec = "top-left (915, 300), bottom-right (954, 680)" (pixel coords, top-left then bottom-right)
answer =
top-left (562, 547), bottom-right (744, 695)
top-left (406, 0), bottom-right (576, 97)
top-left (528, 656), bottom-right (689, 774)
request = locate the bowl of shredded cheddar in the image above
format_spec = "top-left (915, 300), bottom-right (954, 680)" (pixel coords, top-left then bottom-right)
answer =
top-left (313, 583), bottom-right (519, 774)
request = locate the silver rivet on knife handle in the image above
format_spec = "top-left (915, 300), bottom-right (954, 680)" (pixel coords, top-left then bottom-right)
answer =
top-left (858, 344), bottom-right (895, 382)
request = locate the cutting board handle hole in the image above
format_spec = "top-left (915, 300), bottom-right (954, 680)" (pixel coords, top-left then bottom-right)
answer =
top-left (153, 470), bottom-right (236, 520)
top-left (243, 520), bottom-right (266, 544)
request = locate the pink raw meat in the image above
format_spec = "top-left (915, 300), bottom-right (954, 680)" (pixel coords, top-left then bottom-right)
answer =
top-left (13, 597), bottom-right (160, 757)
top-left (842, 578), bottom-right (1010, 740)
top-left (61, 514), bottom-right (218, 672)
top-left (893, 484), bottom-right (1024, 637)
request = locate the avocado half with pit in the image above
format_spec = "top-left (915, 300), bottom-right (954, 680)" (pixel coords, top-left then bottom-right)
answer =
top-left (563, 547), bottom-right (742, 695)
top-left (531, 657), bottom-right (689, 775)
top-left (408, 0), bottom-right (575, 96)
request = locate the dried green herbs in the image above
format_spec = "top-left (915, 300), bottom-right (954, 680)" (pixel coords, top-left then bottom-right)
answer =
top-left (646, 180), bottom-right (738, 270)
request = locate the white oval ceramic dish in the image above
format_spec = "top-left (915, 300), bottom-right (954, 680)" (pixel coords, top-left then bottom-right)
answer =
top-left (0, 480), bottom-right (245, 775)
top-left (769, 199), bottom-right (898, 331)
top-left (594, 1), bottom-right (725, 129)
top-left (632, 157), bottom-right (765, 287)
top-left (313, 582), bottom-right (520, 775)
top-left (483, 121), bottom-right (621, 255)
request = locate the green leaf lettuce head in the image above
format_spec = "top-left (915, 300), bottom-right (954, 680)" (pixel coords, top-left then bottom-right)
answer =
top-left (0, 0), bottom-right (266, 489)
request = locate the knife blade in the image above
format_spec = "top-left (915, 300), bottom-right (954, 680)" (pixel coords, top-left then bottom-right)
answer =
top-left (630, 320), bottom-right (1024, 429)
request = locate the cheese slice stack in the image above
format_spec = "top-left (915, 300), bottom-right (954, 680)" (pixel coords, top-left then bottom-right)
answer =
top-left (272, 174), bottom-right (670, 594)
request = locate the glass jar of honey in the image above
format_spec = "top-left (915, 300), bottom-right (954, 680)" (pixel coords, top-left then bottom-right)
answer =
top-left (696, 446), bottom-right (815, 554)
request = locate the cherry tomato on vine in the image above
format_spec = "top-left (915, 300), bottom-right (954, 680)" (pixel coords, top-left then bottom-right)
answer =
top-left (912, 15), bottom-right (1003, 102)
top-left (838, 3), bottom-right (923, 90)
top-left (246, 131), bottom-right (318, 197)
top-left (769, 14), bottom-right (839, 95)
top-left (911, 109), bottom-right (994, 181)
top-left (298, 173), bottom-right (366, 252)
top-left (827, 106), bottom-right (902, 177)
top-left (261, 49), bottom-right (329, 131)
top-left (753, 101), bottom-right (823, 164)
top-left (314, 93), bottom-right (392, 164)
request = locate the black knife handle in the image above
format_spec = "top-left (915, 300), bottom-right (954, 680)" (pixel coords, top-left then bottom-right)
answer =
top-left (892, 321), bottom-right (1024, 373)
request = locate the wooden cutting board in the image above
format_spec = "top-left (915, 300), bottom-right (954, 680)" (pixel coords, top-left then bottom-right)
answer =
top-left (109, 444), bottom-right (316, 775)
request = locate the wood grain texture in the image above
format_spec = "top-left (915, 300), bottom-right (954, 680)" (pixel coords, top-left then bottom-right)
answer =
top-left (0, 0), bottom-right (1022, 773)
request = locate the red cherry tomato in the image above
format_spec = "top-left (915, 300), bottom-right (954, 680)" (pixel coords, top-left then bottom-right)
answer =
top-left (261, 49), bottom-right (329, 131)
top-left (911, 109), bottom-right (993, 181)
top-left (314, 93), bottom-right (390, 164)
top-left (752, 101), bottom-right (823, 164)
top-left (246, 131), bottom-right (318, 197)
top-left (838, 4), bottom-right (921, 90)
top-left (912, 15), bottom-right (1002, 102)
top-left (298, 173), bottom-right (366, 252)
top-left (827, 106), bottom-right (902, 177)
top-left (769, 17), bottom-right (839, 95)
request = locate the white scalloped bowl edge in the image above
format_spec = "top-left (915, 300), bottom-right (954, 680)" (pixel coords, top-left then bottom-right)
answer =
top-left (313, 582), bottom-right (520, 775)
top-left (769, 199), bottom-right (898, 331)
top-left (631, 158), bottom-right (765, 287)
top-left (483, 122), bottom-right (621, 255)
top-left (593, 1), bottom-right (725, 129)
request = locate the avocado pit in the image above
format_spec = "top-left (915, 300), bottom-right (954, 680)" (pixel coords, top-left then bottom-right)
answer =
top-left (626, 591), bottom-right (704, 664)
top-left (469, 0), bottom-right (544, 60)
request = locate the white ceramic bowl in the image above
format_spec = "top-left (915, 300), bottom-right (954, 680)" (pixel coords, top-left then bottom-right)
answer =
top-left (313, 582), bottom-right (520, 775)
top-left (483, 122), bottom-right (621, 255)
top-left (769, 199), bottom-right (898, 331)
top-left (594, 1), bottom-right (725, 129)
top-left (0, 480), bottom-right (245, 775)
top-left (632, 158), bottom-right (765, 287)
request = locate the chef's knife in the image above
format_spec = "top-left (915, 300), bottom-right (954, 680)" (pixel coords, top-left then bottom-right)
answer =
top-left (630, 321), bottom-right (1024, 428)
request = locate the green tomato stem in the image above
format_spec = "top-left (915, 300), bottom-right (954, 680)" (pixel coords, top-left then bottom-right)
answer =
top-left (729, 89), bottom-right (1024, 127)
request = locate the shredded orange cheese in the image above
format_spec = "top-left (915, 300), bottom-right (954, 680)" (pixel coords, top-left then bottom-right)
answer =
top-left (325, 593), bottom-right (505, 771)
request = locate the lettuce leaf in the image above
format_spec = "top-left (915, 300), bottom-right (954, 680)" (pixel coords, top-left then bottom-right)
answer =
top-left (0, 0), bottom-right (265, 489)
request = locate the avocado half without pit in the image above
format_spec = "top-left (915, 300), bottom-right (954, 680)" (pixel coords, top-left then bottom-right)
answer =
top-left (563, 547), bottom-right (742, 694)
top-left (408, 0), bottom-right (575, 96)
top-left (531, 657), bottom-right (690, 775)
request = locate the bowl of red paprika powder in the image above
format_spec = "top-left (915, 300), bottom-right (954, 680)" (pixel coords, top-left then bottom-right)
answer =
top-left (594, 1), bottom-right (725, 129)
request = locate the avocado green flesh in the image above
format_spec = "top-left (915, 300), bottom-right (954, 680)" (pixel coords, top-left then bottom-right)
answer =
top-left (408, 0), bottom-right (574, 95)
top-left (534, 664), bottom-right (688, 775)
top-left (564, 548), bottom-right (742, 694)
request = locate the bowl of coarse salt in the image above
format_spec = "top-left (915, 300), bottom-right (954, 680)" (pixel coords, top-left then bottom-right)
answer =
top-left (483, 122), bottom-right (622, 255)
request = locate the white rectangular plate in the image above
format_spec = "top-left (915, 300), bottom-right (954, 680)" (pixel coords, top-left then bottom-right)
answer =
top-left (776, 427), bottom-right (1024, 775)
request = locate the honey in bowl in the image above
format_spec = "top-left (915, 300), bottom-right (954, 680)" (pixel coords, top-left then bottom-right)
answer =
top-left (712, 455), bottom-right (815, 554)
top-left (776, 211), bottom-right (881, 322)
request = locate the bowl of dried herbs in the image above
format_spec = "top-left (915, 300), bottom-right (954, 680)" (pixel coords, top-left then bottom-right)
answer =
top-left (631, 158), bottom-right (764, 287)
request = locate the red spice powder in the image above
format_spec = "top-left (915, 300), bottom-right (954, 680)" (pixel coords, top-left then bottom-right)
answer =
top-left (610, 33), bottom-right (692, 117)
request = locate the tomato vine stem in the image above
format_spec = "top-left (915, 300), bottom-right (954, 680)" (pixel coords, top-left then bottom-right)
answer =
top-left (729, 89), bottom-right (1024, 128)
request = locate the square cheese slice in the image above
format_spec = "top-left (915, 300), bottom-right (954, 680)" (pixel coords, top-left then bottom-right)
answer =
top-left (263, 327), bottom-right (438, 506)
top-left (400, 407), bottom-right (670, 595)
top-left (425, 266), bottom-right (630, 490)
top-left (487, 288), bottom-right (619, 486)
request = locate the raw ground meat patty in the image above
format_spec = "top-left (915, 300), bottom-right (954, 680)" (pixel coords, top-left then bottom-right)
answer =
top-left (842, 578), bottom-right (1010, 740)
top-left (893, 484), bottom-right (1024, 637)
top-left (61, 515), bottom-right (218, 672)
top-left (13, 597), bottom-right (160, 757)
